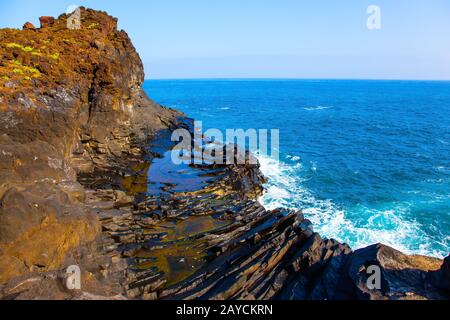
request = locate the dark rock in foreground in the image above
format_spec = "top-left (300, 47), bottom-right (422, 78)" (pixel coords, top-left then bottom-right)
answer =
top-left (0, 8), bottom-right (448, 300)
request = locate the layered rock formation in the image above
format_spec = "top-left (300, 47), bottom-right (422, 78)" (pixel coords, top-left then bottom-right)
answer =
top-left (0, 8), bottom-right (448, 300)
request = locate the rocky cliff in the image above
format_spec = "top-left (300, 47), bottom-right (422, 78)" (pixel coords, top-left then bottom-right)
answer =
top-left (0, 8), bottom-right (448, 300)
top-left (0, 8), bottom-right (180, 292)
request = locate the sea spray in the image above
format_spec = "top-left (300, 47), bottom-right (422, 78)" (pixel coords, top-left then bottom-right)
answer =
top-left (256, 153), bottom-right (448, 258)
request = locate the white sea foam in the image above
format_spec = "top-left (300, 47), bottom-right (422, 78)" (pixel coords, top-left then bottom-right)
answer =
top-left (434, 166), bottom-right (449, 173)
top-left (256, 153), bottom-right (448, 258)
top-left (303, 106), bottom-right (331, 111)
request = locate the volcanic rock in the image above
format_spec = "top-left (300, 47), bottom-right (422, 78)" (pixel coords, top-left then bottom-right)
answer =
top-left (331, 243), bottom-right (445, 300)
top-left (39, 16), bottom-right (55, 28)
top-left (0, 8), bottom-right (181, 296)
top-left (22, 22), bottom-right (36, 30)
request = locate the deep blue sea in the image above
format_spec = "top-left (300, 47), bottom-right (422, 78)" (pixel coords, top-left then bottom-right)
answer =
top-left (143, 79), bottom-right (450, 258)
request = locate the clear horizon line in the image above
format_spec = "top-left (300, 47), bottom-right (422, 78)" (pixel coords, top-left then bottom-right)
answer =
top-left (145, 77), bottom-right (450, 82)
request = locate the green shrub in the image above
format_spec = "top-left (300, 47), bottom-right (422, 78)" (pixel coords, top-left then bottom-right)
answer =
top-left (6, 43), bottom-right (22, 49)
top-left (87, 23), bottom-right (99, 29)
top-left (48, 52), bottom-right (60, 60)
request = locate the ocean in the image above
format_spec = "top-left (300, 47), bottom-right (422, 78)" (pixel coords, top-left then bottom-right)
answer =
top-left (143, 79), bottom-right (450, 258)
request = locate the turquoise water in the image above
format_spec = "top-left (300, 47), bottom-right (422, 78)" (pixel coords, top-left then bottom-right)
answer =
top-left (143, 79), bottom-right (450, 258)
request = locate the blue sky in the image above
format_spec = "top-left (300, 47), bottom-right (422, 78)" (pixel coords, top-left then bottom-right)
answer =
top-left (1, 0), bottom-right (449, 80)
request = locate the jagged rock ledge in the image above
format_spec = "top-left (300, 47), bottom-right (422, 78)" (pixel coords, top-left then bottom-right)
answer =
top-left (0, 8), bottom-right (448, 300)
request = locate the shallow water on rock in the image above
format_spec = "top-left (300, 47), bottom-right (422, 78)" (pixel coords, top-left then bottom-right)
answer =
top-left (136, 216), bottom-right (231, 286)
top-left (122, 131), bottom-right (237, 287)
top-left (123, 127), bottom-right (223, 197)
top-left (146, 151), bottom-right (219, 195)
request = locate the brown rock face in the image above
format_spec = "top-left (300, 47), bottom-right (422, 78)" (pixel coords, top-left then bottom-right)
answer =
top-left (22, 22), bottom-right (36, 30)
top-left (0, 7), bottom-right (181, 290)
top-left (0, 183), bottom-right (100, 283)
top-left (39, 16), bottom-right (55, 28)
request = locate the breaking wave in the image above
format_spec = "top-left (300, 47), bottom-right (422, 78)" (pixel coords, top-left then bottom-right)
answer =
top-left (256, 154), bottom-right (448, 258)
